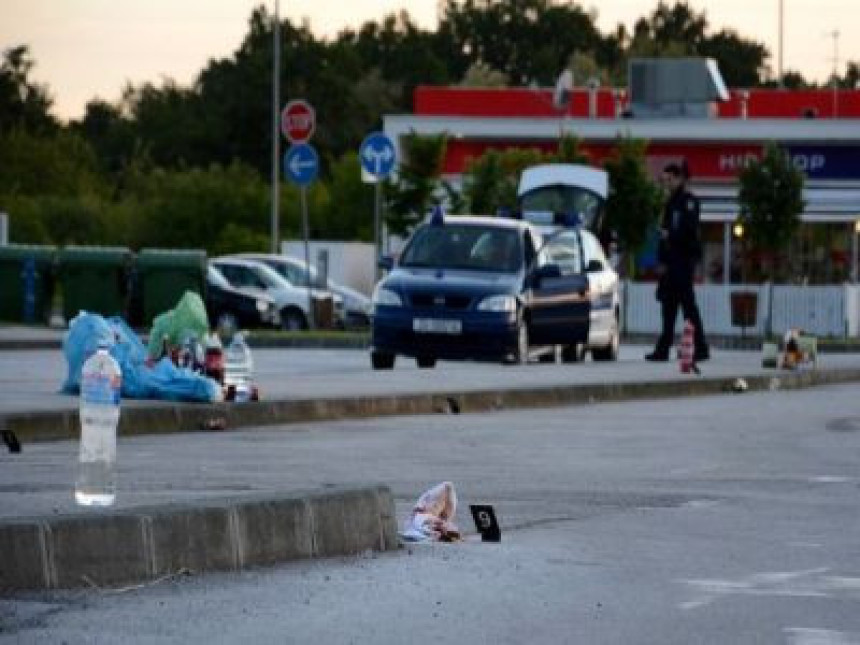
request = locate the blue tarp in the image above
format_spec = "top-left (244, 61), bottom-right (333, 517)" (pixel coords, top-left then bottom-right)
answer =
top-left (62, 312), bottom-right (221, 403)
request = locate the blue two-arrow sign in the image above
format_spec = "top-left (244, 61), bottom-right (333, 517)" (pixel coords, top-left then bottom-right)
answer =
top-left (284, 143), bottom-right (319, 186)
top-left (359, 132), bottom-right (396, 179)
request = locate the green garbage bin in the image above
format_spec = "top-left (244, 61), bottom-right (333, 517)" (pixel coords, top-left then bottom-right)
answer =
top-left (136, 249), bottom-right (207, 323)
top-left (0, 244), bottom-right (56, 323)
top-left (58, 246), bottom-right (132, 321)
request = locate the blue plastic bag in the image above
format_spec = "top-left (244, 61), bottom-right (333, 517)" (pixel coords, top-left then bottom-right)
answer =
top-left (62, 311), bottom-right (221, 403)
top-left (61, 312), bottom-right (115, 394)
top-left (139, 357), bottom-right (221, 402)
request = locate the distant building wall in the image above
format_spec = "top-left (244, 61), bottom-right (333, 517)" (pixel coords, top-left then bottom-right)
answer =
top-left (282, 241), bottom-right (375, 296)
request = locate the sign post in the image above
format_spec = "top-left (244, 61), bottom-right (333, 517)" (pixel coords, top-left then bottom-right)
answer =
top-left (283, 141), bottom-right (319, 329)
top-left (281, 99), bottom-right (317, 328)
top-left (359, 132), bottom-right (397, 282)
top-left (281, 100), bottom-right (316, 144)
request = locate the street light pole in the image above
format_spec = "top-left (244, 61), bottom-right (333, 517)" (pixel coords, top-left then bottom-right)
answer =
top-left (270, 0), bottom-right (281, 254)
top-left (778, 0), bottom-right (784, 86)
top-left (830, 29), bottom-right (840, 118)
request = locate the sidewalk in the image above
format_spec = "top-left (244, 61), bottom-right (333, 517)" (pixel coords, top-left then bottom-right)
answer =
top-left (3, 339), bottom-right (860, 442)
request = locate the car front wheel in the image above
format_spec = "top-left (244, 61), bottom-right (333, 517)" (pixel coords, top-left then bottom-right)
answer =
top-left (281, 307), bottom-right (308, 331)
top-left (504, 319), bottom-right (529, 365)
top-left (591, 317), bottom-right (620, 362)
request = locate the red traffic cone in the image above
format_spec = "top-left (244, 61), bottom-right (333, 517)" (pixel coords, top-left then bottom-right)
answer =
top-left (679, 319), bottom-right (697, 374)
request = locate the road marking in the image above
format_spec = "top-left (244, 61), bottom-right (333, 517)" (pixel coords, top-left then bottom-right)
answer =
top-left (678, 569), bottom-right (860, 610)
top-left (680, 499), bottom-right (721, 509)
top-left (785, 628), bottom-right (860, 644)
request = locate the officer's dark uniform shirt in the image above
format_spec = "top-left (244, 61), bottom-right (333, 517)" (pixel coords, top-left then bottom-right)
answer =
top-left (657, 187), bottom-right (702, 281)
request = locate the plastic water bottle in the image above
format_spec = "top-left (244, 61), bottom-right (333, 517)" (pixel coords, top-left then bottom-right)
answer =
top-left (224, 333), bottom-right (253, 401)
top-left (203, 332), bottom-right (225, 385)
top-left (75, 345), bottom-right (122, 507)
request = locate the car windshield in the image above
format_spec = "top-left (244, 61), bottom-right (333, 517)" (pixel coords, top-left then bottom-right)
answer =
top-left (399, 224), bottom-right (523, 273)
top-left (250, 262), bottom-right (291, 290)
top-left (263, 258), bottom-right (323, 288)
top-left (207, 265), bottom-right (231, 289)
top-left (519, 186), bottom-right (602, 228)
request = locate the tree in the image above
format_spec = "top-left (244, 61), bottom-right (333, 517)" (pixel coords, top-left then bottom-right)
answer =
top-left (437, 0), bottom-right (612, 86)
top-left (624, 2), bottom-right (769, 86)
top-left (737, 143), bottom-right (805, 281)
top-left (316, 152), bottom-right (375, 241)
top-left (554, 133), bottom-right (589, 165)
top-left (568, 51), bottom-right (608, 87)
top-left (601, 137), bottom-right (662, 277)
top-left (385, 132), bottom-right (448, 236)
top-left (121, 161), bottom-right (271, 253)
top-left (460, 62), bottom-right (508, 87)
top-left (839, 61), bottom-right (860, 89)
top-left (0, 128), bottom-right (105, 198)
top-left (463, 135), bottom-right (587, 216)
top-left (72, 99), bottom-right (137, 179)
top-left (0, 45), bottom-right (56, 134)
top-left (463, 147), bottom-right (543, 216)
top-left (699, 30), bottom-right (769, 87)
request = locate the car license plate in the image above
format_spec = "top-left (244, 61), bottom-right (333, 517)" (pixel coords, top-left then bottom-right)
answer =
top-left (413, 318), bottom-right (462, 334)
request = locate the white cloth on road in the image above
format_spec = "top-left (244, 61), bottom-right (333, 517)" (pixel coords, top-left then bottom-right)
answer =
top-left (401, 481), bottom-right (460, 542)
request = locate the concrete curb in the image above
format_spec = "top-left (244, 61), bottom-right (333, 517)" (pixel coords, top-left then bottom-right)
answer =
top-left (6, 334), bottom-right (860, 353)
top-left (0, 339), bottom-right (62, 351)
top-left (5, 367), bottom-right (860, 444)
top-left (0, 335), bottom-right (371, 352)
top-left (0, 486), bottom-right (398, 591)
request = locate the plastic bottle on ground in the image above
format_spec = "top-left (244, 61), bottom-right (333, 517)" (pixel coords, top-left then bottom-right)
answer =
top-left (224, 332), bottom-right (254, 401)
top-left (204, 332), bottom-right (225, 384)
top-left (76, 344), bottom-right (122, 506)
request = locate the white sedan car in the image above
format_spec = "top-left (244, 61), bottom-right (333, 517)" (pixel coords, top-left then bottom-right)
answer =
top-left (211, 257), bottom-right (344, 330)
top-left (232, 253), bottom-right (371, 328)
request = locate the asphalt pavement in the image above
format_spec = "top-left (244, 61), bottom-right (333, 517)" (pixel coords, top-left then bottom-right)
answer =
top-left (2, 323), bottom-right (860, 593)
top-left (3, 384), bottom-right (860, 642)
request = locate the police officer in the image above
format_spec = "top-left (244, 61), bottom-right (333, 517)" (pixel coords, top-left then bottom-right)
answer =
top-left (646, 162), bottom-right (710, 362)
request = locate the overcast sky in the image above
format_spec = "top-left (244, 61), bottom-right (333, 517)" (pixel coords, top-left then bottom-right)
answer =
top-left (1, 0), bottom-right (857, 121)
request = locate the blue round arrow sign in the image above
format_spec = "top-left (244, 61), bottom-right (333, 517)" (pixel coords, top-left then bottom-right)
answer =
top-left (283, 143), bottom-right (319, 186)
top-left (359, 132), bottom-right (396, 179)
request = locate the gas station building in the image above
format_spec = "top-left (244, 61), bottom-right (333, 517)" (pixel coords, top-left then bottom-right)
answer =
top-left (384, 79), bottom-right (860, 284)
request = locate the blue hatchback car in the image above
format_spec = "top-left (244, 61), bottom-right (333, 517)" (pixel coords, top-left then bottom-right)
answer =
top-left (370, 214), bottom-right (619, 369)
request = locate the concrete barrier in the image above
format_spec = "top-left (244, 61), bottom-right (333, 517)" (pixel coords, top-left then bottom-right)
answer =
top-left (5, 367), bottom-right (860, 445)
top-left (0, 486), bottom-right (398, 591)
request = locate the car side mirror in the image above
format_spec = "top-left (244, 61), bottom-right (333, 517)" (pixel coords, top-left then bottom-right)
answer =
top-left (585, 259), bottom-right (603, 273)
top-left (378, 255), bottom-right (394, 272)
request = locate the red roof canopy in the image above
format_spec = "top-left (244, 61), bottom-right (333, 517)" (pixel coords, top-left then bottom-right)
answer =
top-left (414, 86), bottom-right (860, 120)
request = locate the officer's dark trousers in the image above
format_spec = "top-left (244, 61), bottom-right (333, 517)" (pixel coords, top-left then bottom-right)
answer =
top-left (655, 276), bottom-right (708, 354)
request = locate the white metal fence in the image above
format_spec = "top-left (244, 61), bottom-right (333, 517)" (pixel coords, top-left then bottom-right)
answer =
top-left (622, 282), bottom-right (860, 338)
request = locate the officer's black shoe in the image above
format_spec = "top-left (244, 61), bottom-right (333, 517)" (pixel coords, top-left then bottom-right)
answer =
top-left (694, 346), bottom-right (710, 361)
top-left (645, 351), bottom-right (669, 362)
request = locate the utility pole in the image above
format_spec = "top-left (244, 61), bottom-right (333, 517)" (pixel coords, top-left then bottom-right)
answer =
top-left (777, 0), bottom-right (784, 87)
top-left (270, 0), bottom-right (281, 254)
top-left (828, 29), bottom-right (840, 117)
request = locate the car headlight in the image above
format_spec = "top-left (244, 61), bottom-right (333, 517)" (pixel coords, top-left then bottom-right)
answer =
top-left (255, 299), bottom-right (269, 313)
top-left (372, 286), bottom-right (402, 307)
top-left (477, 294), bottom-right (517, 312)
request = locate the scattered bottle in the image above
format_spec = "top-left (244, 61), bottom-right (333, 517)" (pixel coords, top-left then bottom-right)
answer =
top-left (203, 332), bottom-right (225, 384)
top-left (76, 344), bottom-right (122, 507)
top-left (177, 335), bottom-right (204, 372)
top-left (224, 332), bottom-right (254, 401)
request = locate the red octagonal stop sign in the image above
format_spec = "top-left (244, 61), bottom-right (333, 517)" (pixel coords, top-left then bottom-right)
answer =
top-left (281, 99), bottom-right (315, 144)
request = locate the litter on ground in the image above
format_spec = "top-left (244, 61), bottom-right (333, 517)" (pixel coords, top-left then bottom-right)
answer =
top-left (401, 481), bottom-right (461, 543)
